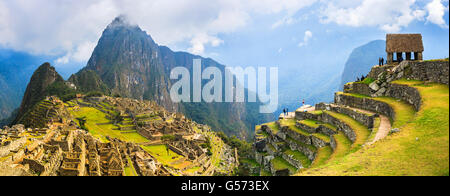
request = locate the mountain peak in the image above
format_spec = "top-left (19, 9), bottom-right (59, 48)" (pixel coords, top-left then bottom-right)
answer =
top-left (107, 15), bottom-right (137, 29)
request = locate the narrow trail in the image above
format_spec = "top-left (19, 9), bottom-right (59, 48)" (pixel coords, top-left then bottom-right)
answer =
top-left (367, 115), bottom-right (391, 145)
top-left (330, 104), bottom-right (392, 145)
top-left (339, 105), bottom-right (392, 145)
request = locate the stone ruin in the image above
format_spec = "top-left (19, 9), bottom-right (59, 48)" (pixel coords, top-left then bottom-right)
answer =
top-left (0, 122), bottom-right (170, 176)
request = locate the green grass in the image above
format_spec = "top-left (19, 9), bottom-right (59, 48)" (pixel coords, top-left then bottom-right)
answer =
top-left (279, 119), bottom-right (310, 136)
top-left (355, 77), bottom-right (375, 85)
top-left (312, 133), bottom-right (331, 143)
top-left (284, 149), bottom-right (312, 168)
top-left (265, 122), bottom-right (280, 134)
top-left (371, 96), bottom-right (415, 129)
top-left (299, 119), bottom-right (320, 128)
top-left (325, 111), bottom-right (372, 147)
top-left (271, 156), bottom-right (298, 174)
top-left (310, 146), bottom-right (333, 168)
top-left (124, 156), bottom-right (138, 176)
top-left (70, 107), bottom-right (148, 143)
top-left (240, 158), bottom-right (261, 167)
top-left (367, 117), bottom-right (381, 142)
top-left (301, 82), bottom-right (449, 176)
top-left (309, 110), bottom-right (323, 115)
top-left (260, 169), bottom-right (272, 176)
top-left (327, 132), bottom-right (353, 161)
top-left (141, 145), bottom-right (184, 166)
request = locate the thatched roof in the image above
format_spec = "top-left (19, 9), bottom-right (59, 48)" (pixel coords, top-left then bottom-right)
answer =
top-left (386, 34), bottom-right (424, 53)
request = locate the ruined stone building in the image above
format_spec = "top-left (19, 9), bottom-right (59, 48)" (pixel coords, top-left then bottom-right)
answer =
top-left (386, 34), bottom-right (424, 64)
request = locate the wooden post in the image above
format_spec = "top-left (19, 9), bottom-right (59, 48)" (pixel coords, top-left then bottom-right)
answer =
top-left (387, 52), bottom-right (393, 64)
top-left (414, 52), bottom-right (419, 60)
top-left (417, 52), bottom-right (423, 60)
top-left (406, 52), bottom-right (411, 60)
top-left (397, 52), bottom-right (403, 61)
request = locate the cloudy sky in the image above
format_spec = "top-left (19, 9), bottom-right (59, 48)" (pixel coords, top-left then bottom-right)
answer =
top-left (0, 0), bottom-right (448, 76)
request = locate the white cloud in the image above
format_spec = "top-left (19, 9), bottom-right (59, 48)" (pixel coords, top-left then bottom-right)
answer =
top-left (188, 34), bottom-right (224, 55)
top-left (426, 0), bottom-right (449, 28)
top-left (319, 0), bottom-right (427, 32)
top-left (56, 41), bottom-right (97, 64)
top-left (298, 30), bottom-right (313, 47)
top-left (0, 0), bottom-right (317, 64)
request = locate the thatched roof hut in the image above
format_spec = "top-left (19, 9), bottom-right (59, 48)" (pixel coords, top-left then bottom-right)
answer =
top-left (386, 34), bottom-right (424, 53)
top-left (386, 34), bottom-right (424, 63)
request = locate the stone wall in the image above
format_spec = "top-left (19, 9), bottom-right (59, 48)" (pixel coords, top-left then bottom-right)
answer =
top-left (285, 138), bottom-right (316, 161)
top-left (281, 153), bottom-right (303, 170)
top-left (330, 135), bottom-right (337, 151)
top-left (385, 83), bottom-right (422, 111)
top-left (296, 122), bottom-right (316, 133)
top-left (317, 103), bottom-right (376, 129)
top-left (295, 111), bottom-right (319, 121)
top-left (404, 60), bottom-right (449, 85)
top-left (311, 135), bottom-right (329, 148)
top-left (281, 126), bottom-right (311, 145)
top-left (319, 112), bottom-right (357, 143)
top-left (317, 125), bottom-right (338, 136)
top-left (334, 93), bottom-right (395, 121)
top-left (0, 137), bottom-right (27, 157)
top-left (344, 82), bottom-right (372, 96)
top-left (368, 65), bottom-right (395, 79)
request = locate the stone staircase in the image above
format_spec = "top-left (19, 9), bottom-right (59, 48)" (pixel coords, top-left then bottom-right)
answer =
top-left (253, 60), bottom-right (449, 176)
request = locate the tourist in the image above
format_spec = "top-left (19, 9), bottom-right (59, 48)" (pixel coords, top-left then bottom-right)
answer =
top-left (381, 57), bottom-right (385, 65)
top-left (283, 108), bottom-right (286, 117)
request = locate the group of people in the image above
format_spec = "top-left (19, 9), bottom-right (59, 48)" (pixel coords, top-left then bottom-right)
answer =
top-left (379, 57), bottom-right (385, 66)
top-left (282, 100), bottom-right (306, 117)
top-left (356, 75), bottom-right (367, 82)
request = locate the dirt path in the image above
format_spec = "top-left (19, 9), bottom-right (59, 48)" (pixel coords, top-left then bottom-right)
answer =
top-left (334, 104), bottom-right (392, 145)
top-left (367, 115), bottom-right (391, 145)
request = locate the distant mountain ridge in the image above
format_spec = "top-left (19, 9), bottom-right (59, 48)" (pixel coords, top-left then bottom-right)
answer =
top-left (340, 40), bottom-right (386, 88)
top-left (69, 16), bottom-right (273, 138)
top-left (0, 48), bottom-right (52, 123)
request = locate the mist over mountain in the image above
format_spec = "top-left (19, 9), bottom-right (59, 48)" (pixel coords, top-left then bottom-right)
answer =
top-left (340, 40), bottom-right (386, 88)
top-left (0, 48), bottom-right (53, 122)
top-left (69, 16), bottom-right (273, 138)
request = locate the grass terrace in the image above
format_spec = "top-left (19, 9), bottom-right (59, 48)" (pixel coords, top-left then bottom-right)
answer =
top-left (284, 149), bottom-right (312, 168)
top-left (310, 146), bottom-right (333, 168)
top-left (285, 135), bottom-right (317, 152)
top-left (70, 106), bottom-right (148, 143)
top-left (299, 119), bottom-right (320, 128)
top-left (301, 81), bottom-right (449, 175)
top-left (325, 111), bottom-right (371, 147)
top-left (271, 156), bottom-right (298, 174)
top-left (141, 145), bottom-right (184, 166)
top-left (279, 119), bottom-right (309, 136)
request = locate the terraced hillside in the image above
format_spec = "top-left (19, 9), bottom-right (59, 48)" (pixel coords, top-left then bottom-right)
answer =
top-left (65, 96), bottom-right (237, 176)
top-left (252, 59), bottom-right (449, 176)
top-left (2, 95), bottom-right (238, 176)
